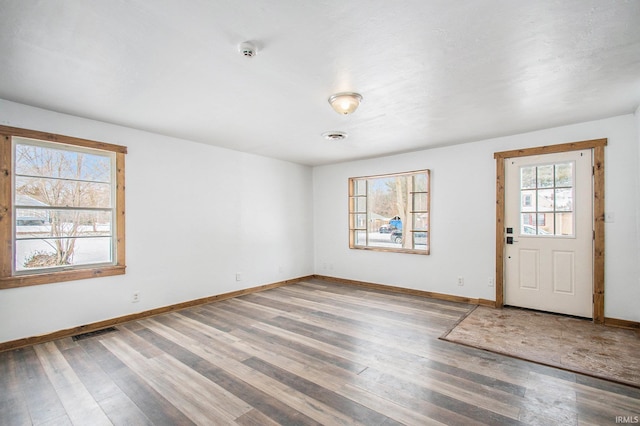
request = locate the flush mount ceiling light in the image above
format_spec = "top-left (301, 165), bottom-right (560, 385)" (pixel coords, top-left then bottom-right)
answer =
top-left (322, 131), bottom-right (348, 141)
top-left (328, 92), bottom-right (362, 115)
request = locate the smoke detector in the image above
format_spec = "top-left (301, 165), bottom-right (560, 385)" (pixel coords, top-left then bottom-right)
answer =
top-left (238, 41), bottom-right (257, 58)
top-left (322, 131), bottom-right (348, 141)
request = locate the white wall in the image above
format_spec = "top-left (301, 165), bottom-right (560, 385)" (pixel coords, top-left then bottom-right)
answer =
top-left (313, 114), bottom-right (640, 322)
top-left (2, 100), bottom-right (638, 345)
top-left (0, 99), bottom-right (314, 343)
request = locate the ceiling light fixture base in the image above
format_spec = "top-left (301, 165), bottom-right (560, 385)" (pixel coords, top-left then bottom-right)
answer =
top-left (328, 92), bottom-right (362, 115)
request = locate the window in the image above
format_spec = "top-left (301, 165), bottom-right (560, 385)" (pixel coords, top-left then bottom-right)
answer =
top-left (0, 126), bottom-right (127, 288)
top-left (349, 170), bottom-right (430, 254)
top-left (519, 162), bottom-right (573, 236)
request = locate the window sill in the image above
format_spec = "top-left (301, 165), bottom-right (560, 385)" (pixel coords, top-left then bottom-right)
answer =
top-left (350, 246), bottom-right (430, 255)
top-left (0, 265), bottom-right (126, 289)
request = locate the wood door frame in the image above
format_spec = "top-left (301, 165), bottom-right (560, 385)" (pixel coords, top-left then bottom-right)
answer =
top-left (494, 139), bottom-right (607, 323)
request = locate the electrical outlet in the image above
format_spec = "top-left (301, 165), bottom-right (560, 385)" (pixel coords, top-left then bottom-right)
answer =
top-left (132, 292), bottom-right (140, 303)
top-left (457, 276), bottom-right (464, 286)
top-left (488, 277), bottom-right (494, 287)
top-left (236, 272), bottom-right (243, 281)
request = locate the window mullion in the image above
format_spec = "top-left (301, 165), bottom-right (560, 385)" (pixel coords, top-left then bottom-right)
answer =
top-left (0, 126), bottom-right (127, 288)
top-left (348, 170), bottom-right (429, 254)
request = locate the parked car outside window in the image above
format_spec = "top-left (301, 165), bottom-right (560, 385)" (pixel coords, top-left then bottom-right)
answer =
top-left (390, 230), bottom-right (427, 244)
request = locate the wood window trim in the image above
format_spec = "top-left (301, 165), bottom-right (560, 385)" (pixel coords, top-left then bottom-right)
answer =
top-left (0, 125), bottom-right (127, 289)
top-left (494, 138), bottom-right (607, 323)
top-left (348, 169), bottom-right (431, 255)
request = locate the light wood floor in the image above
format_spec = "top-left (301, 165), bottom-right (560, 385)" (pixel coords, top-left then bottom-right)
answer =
top-left (1, 279), bottom-right (639, 425)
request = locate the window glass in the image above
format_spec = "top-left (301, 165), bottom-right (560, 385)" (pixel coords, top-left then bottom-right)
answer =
top-left (520, 166), bottom-right (536, 189)
top-left (0, 126), bottom-right (126, 289)
top-left (349, 170), bottom-right (430, 254)
top-left (519, 162), bottom-right (574, 236)
top-left (14, 138), bottom-right (116, 272)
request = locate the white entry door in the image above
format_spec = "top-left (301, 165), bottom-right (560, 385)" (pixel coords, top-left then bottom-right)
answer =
top-left (504, 149), bottom-right (593, 318)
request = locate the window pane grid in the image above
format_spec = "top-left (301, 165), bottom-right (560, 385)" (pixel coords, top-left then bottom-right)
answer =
top-left (1, 126), bottom-right (126, 288)
top-left (348, 170), bottom-right (429, 253)
top-left (350, 179), bottom-right (369, 246)
top-left (13, 139), bottom-right (118, 273)
top-left (519, 162), bottom-right (574, 236)
top-left (15, 172), bottom-right (111, 185)
top-left (17, 235), bottom-right (113, 241)
top-left (15, 205), bottom-right (113, 212)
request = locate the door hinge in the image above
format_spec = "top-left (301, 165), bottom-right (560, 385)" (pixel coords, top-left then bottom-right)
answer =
top-left (593, 230), bottom-right (595, 240)
top-left (592, 166), bottom-right (595, 176)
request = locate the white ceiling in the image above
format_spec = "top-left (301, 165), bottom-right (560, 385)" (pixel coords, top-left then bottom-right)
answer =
top-left (1, 1), bottom-right (639, 166)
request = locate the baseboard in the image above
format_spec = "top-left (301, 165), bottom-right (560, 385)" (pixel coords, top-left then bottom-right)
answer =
top-left (0, 275), bottom-right (313, 353)
top-left (312, 274), bottom-right (497, 308)
top-left (7, 274), bottom-right (630, 353)
top-left (313, 275), bottom-right (640, 329)
top-left (477, 298), bottom-right (498, 308)
top-left (605, 317), bottom-right (640, 330)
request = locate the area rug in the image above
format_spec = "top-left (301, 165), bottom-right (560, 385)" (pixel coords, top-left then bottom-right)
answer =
top-left (440, 306), bottom-right (640, 388)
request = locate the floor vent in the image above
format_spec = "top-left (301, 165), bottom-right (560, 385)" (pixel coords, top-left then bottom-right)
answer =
top-left (72, 327), bottom-right (118, 341)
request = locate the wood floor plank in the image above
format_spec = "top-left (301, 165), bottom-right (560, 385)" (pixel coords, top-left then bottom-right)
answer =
top-left (100, 329), bottom-right (250, 424)
top-left (301, 279), bottom-right (469, 310)
top-left (54, 341), bottom-right (121, 403)
top-left (234, 408), bottom-right (283, 426)
top-left (149, 313), bottom-right (248, 362)
top-left (250, 292), bottom-right (456, 350)
top-left (348, 371), bottom-right (490, 426)
top-left (234, 314), bottom-right (502, 424)
top-left (2, 279), bottom-right (638, 425)
top-left (243, 356), bottom-right (403, 425)
top-left (280, 283), bottom-right (469, 323)
top-left (0, 350), bottom-right (31, 426)
top-left (0, 397), bottom-right (30, 426)
top-left (56, 341), bottom-right (153, 426)
top-left (134, 320), bottom-right (353, 425)
top-left (178, 308), bottom-right (235, 333)
top-left (257, 301), bottom-right (535, 393)
top-left (523, 370), bottom-right (640, 423)
top-left (230, 293), bottom-right (446, 344)
top-left (11, 346), bottom-right (70, 425)
top-left (36, 413), bottom-right (73, 425)
top-left (77, 337), bottom-right (195, 426)
top-left (336, 383), bottom-right (448, 426)
top-left (250, 317), bottom-right (534, 393)
top-left (228, 326), bottom-right (362, 390)
top-left (355, 366), bottom-right (525, 425)
top-left (235, 319), bottom-right (518, 425)
top-left (232, 319), bottom-right (368, 374)
top-left (239, 293), bottom-right (317, 317)
top-left (33, 342), bottom-right (112, 426)
top-left (235, 321), bottom-right (523, 424)
top-left (254, 322), bottom-right (522, 420)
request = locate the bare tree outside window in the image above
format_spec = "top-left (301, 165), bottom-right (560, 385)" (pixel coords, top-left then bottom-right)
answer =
top-left (14, 139), bottom-right (115, 271)
top-left (0, 126), bottom-right (126, 289)
top-left (349, 170), bottom-right (430, 254)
